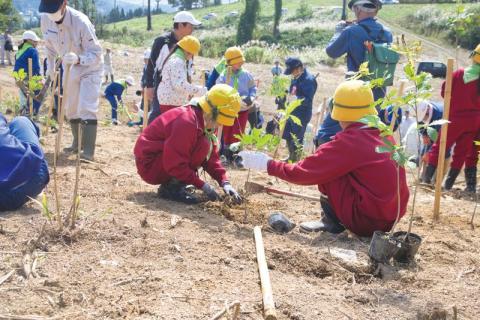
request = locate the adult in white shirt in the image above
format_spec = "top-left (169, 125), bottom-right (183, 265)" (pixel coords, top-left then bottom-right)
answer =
top-left (39, 0), bottom-right (103, 161)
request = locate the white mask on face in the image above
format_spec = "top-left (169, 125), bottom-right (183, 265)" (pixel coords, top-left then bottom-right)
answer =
top-left (47, 8), bottom-right (64, 22)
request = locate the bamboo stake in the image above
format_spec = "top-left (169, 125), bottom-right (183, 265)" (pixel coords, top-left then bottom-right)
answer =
top-left (53, 63), bottom-right (71, 232)
top-left (68, 123), bottom-right (82, 229)
top-left (253, 226), bottom-right (277, 320)
top-left (142, 90), bottom-right (149, 130)
top-left (28, 58), bottom-right (33, 118)
top-left (433, 58), bottom-right (454, 221)
top-left (45, 71), bottom-right (59, 136)
top-left (389, 80), bottom-right (407, 132)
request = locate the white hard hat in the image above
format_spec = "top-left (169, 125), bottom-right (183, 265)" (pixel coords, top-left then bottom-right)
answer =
top-left (22, 30), bottom-right (40, 42)
top-left (143, 49), bottom-right (151, 59)
top-left (174, 11), bottom-right (201, 26)
top-left (125, 76), bottom-right (135, 86)
top-left (413, 100), bottom-right (431, 123)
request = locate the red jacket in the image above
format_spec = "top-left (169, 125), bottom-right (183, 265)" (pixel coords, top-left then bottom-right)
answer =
top-left (442, 69), bottom-right (480, 120)
top-left (267, 122), bottom-right (409, 236)
top-left (134, 106), bottom-right (228, 189)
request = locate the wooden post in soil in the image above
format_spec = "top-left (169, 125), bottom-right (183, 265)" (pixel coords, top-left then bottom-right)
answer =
top-left (253, 226), bottom-right (277, 320)
top-left (53, 63), bottom-right (71, 232)
top-left (142, 91), bottom-right (149, 130)
top-left (28, 58), bottom-right (33, 118)
top-left (433, 58), bottom-right (454, 221)
top-left (69, 122), bottom-right (82, 229)
top-left (45, 71), bottom-right (59, 136)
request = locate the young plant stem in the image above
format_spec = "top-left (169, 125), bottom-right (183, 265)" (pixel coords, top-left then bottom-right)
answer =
top-left (45, 71), bottom-right (59, 136)
top-left (273, 125), bottom-right (285, 159)
top-left (243, 169), bottom-right (251, 223)
top-left (68, 123), bottom-right (82, 229)
top-left (389, 164), bottom-right (401, 234)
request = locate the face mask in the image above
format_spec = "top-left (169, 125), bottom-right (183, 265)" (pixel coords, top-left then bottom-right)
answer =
top-left (47, 8), bottom-right (64, 22)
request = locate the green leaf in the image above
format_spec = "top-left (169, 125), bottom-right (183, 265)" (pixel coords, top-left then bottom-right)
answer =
top-left (289, 115), bottom-right (303, 127)
top-left (426, 126), bottom-right (438, 142)
top-left (404, 63), bottom-right (415, 79)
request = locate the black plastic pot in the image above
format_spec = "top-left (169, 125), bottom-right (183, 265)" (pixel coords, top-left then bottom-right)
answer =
top-left (392, 231), bottom-right (422, 264)
top-left (368, 231), bottom-right (400, 263)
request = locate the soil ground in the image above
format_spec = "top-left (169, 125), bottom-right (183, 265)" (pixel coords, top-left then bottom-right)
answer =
top-left (0, 37), bottom-right (479, 320)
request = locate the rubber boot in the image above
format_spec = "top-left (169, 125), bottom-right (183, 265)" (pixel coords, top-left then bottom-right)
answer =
top-left (422, 164), bottom-right (436, 184)
top-left (63, 119), bottom-right (81, 153)
top-left (158, 179), bottom-right (198, 204)
top-left (465, 167), bottom-right (477, 193)
top-left (443, 168), bottom-right (461, 190)
top-left (80, 120), bottom-right (97, 162)
top-left (110, 74), bottom-right (114, 83)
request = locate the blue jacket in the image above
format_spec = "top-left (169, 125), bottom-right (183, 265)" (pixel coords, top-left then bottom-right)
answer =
top-left (105, 82), bottom-right (126, 101)
top-left (216, 68), bottom-right (256, 99)
top-left (283, 69), bottom-right (318, 141)
top-left (326, 17), bottom-right (393, 72)
top-left (14, 44), bottom-right (40, 77)
top-left (0, 114), bottom-right (44, 191)
top-left (316, 105), bottom-right (400, 143)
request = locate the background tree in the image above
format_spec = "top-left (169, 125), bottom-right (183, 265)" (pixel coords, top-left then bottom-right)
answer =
top-left (236, 0), bottom-right (260, 45)
top-left (214, 0), bottom-right (221, 5)
top-left (147, 0), bottom-right (152, 31)
top-left (0, 0), bottom-right (22, 32)
top-left (273, 0), bottom-right (282, 39)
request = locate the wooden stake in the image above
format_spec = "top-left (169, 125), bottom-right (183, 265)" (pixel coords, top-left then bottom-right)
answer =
top-left (68, 123), bottom-right (82, 229)
top-left (253, 226), bottom-right (277, 320)
top-left (45, 71), bottom-right (59, 136)
top-left (28, 58), bottom-right (33, 118)
top-left (433, 58), bottom-right (454, 221)
top-left (389, 80), bottom-right (407, 132)
top-left (142, 90), bottom-right (149, 130)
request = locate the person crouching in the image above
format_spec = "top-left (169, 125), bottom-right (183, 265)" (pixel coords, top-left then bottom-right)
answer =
top-left (134, 84), bottom-right (243, 204)
top-left (239, 80), bottom-right (409, 237)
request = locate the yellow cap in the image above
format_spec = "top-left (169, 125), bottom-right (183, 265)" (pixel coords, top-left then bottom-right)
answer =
top-left (471, 44), bottom-right (480, 64)
top-left (331, 80), bottom-right (376, 122)
top-left (224, 47), bottom-right (245, 66)
top-left (178, 35), bottom-right (201, 55)
top-left (199, 84), bottom-right (241, 126)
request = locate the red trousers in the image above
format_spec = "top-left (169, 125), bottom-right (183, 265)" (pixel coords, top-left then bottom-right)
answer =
top-left (428, 118), bottom-right (480, 170)
top-left (160, 105), bottom-right (179, 114)
top-left (222, 111), bottom-right (249, 145)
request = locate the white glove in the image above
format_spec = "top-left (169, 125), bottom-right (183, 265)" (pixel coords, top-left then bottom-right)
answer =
top-left (238, 151), bottom-right (272, 171)
top-left (222, 182), bottom-right (243, 204)
top-left (63, 52), bottom-right (79, 65)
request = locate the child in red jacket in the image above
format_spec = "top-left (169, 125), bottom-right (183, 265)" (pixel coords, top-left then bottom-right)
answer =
top-left (240, 80), bottom-right (409, 237)
top-left (424, 44), bottom-right (480, 192)
top-left (134, 84), bottom-right (243, 204)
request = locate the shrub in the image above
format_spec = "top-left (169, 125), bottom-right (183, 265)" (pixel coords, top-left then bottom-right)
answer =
top-left (295, 1), bottom-right (314, 21)
top-left (200, 35), bottom-right (236, 59)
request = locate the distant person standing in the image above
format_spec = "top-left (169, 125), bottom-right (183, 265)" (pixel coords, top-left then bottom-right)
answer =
top-left (145, 11), bottom-right (201, 124)
top-left (271, 59), bottom-right (283, 76)
top-left (3, 30), bottom-right (14, 66)
top-left (40, 0), bottom-right (103, 161)
top-left (0, 31), bottom-right (5, 66)
top-left (326, 0), bottom-right (391, 100)
top-left (103, 48), bottom-right (114, 84)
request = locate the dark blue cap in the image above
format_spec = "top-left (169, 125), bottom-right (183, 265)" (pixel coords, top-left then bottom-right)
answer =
top-left (284, 57), bottom-right (303, 75)
top-left (39, 0), bottom-right (64, 14)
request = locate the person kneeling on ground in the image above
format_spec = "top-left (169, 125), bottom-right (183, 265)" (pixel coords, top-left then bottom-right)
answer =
top-left (239, 80), bottom-right (409, 237)
top-left (134, 84), bottom-right (243, 205)
top-left (0, 114), bottom-right (50, 211)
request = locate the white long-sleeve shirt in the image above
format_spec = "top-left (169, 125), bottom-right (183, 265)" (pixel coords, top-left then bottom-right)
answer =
top-left (157, 54), bottom-right (206, 107)
top-left (41, 6), bottom-right (103, 75)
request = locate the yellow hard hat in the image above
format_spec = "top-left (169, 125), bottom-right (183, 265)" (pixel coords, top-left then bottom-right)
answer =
top-left (471, 44), bottom-right (480, 64)
top-left (198, 84), bottom-right (241, 126)
top-left (178, 35), bottom-right (201, 56)
top-left (331, 80), bottom-right (376, 122)
top-left (224, 47), bottom-right (245, 66)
